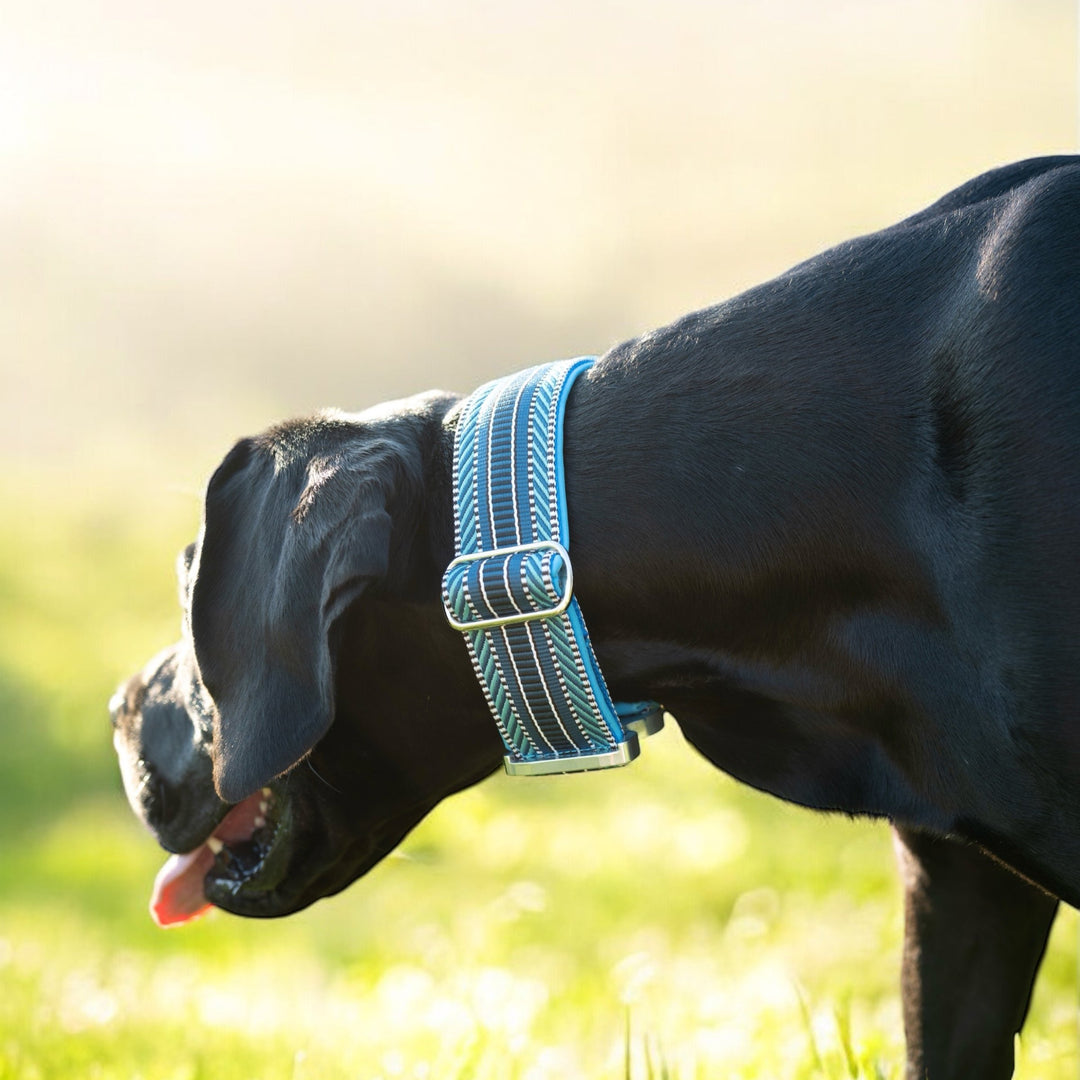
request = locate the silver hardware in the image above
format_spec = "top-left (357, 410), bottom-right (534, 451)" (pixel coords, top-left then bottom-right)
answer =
top-left (503, 730), bottom-right (641, 776)
top-left (622, 706), bottom-right (665, 739)
top-left (442, 540), bottom-right (574, 632)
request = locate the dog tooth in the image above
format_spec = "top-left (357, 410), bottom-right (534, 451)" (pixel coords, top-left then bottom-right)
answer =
top-left (259, 800), bottom-right (268, 814)
top-left (206, 836), bottom-right (224, 855)
top-left (262, 787), bottom-right (272, 798)
top-left (254, 816), bottom-right (266, 828)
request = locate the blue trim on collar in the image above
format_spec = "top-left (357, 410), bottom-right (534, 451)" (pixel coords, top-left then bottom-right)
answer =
top-left (442, 358), bottom-right (663, 776)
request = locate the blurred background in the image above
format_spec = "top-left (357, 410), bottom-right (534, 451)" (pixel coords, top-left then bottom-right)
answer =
top-left (1, 1), bottom-right (1076, 1077)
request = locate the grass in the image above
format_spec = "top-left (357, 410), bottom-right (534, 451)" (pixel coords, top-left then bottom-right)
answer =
top-left (0, 482), bottom-right (1078, 1078)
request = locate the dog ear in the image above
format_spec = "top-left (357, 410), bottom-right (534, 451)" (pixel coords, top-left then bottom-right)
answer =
top-left (189, 424), bottom-right (413, 803)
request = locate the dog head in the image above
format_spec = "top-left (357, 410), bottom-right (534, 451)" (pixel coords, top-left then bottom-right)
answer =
top-left (112, 391), bottom-right (503, 922)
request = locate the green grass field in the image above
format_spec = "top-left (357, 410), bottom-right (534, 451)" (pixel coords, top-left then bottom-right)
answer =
top-left (1, 484), bottom-right (1078, 1079)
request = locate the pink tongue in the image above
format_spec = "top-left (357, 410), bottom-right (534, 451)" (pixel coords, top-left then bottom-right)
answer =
top-left (149, 790), bottom-right (269, 928)
top-left (151, 847), bottom-right (216, 927)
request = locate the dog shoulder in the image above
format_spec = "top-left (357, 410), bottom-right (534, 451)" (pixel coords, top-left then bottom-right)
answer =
top-left (897, 155), bottom-right (1079, 229)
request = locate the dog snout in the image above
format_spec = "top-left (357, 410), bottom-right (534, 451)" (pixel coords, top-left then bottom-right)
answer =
top-left (112, 644), bottom-right (227, 853)
top-left (110, 674), bottom-right (147, 731)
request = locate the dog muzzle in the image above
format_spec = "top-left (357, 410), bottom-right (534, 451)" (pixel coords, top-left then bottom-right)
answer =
top-left (441, 357), bottom-right (663, 776)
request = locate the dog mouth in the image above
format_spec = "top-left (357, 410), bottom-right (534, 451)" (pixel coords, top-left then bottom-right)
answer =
top-left (150, 786), bottom-right (289, 926)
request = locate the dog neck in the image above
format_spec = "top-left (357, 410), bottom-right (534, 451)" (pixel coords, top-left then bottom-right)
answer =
top-left (548, 327), bottom-right (952, 832)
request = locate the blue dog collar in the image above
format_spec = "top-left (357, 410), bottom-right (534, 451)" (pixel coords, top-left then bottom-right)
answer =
top-left (442, 358), bottom-right (664, 776)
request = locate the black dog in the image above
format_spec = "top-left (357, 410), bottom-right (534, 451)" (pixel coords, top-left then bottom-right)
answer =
top-left (112, 155), bottom-right (1079, 1080)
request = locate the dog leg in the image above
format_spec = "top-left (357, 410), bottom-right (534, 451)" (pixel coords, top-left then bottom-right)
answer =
top-left (894, 826), bottom-right (1058, 1080)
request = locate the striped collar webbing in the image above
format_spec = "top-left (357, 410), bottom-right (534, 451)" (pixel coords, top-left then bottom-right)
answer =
top-left (441, 358), bottom-right (662, 776)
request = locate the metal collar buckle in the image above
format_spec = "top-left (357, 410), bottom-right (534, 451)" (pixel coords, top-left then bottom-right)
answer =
top-left (442, 540), bottom-right (573, 632)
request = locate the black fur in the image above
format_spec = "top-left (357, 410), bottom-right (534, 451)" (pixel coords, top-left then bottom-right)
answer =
top-left (112, 156), bottom-right (1080, 1080)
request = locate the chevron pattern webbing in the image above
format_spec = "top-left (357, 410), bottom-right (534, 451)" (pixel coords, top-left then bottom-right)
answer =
top-left (442, 358), bottom-right (662, 776)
